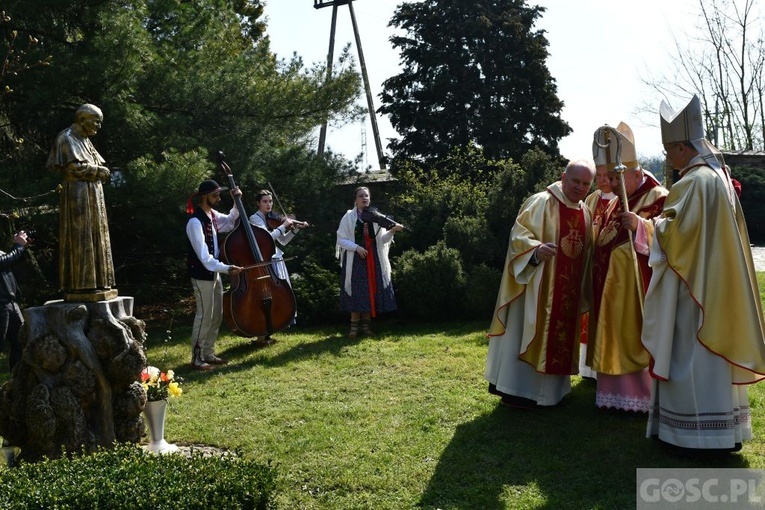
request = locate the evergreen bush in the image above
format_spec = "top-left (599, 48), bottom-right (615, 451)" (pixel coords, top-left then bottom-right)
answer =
top-left (733, 165), bottom-right (765, 244)
top-left (0, 443), bottom-right (276, 510)
top-left (393, 242), bottom-right (467, 320)
top-left (290, 259), bottom-right (342, 326)
top-left (462, 263), bottom-right (502, 320)
top-left (443, 214), bottom-right (491, 268)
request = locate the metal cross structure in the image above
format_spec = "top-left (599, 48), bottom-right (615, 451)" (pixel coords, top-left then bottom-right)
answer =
top-left (314, 0), bottom-right (386, 169)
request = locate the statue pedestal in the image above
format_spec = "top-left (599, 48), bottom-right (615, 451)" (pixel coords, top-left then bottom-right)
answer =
top-left (1, 444), bottom-right (19, 468)
top-left (63, 289), bottom-right (119, 303)
top-left (0, 296), bottom-right (147, 462)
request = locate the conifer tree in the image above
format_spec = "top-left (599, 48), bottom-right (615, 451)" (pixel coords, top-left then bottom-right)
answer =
top-left (380, 0), bottom-right (571, 166)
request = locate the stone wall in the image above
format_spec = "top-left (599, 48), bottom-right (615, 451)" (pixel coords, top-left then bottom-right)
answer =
top-left (723, 150), bottom-right (765, 171)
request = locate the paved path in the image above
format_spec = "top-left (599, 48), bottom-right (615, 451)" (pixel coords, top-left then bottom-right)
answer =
top-left (753, 246), bottom-right (765, 272)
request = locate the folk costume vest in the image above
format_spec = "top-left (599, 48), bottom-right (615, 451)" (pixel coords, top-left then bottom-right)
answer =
top-left (187, 208), bottom-right (217, 281)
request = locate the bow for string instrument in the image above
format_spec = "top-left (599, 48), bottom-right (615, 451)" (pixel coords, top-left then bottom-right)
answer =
top-left (217, 152), bottom-right (296, 338)
top-left (360, 206), bottom-right (406, 230)
top-left (265, 181), bottom-right (311, 231)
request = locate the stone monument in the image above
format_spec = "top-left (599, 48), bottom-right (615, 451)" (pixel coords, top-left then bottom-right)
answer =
top-left (0, 106), bottom-right (149, 464)
top-left (0, 297), bottom-right (147, 462)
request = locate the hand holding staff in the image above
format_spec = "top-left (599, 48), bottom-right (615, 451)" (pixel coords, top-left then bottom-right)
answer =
top-left (593, 126), bottom-right (644, 313)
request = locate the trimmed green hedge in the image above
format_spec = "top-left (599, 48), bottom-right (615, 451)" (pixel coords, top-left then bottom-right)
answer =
top-left (0, 443), bottom-right (276, 509)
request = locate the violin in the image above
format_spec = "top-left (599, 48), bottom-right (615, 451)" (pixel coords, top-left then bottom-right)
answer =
top-left (264, 181), bottom-right (312, 231)
top-left (265, 211), bottom-right (311, 231)
top-left (360, 206), bottom-right (406, 230)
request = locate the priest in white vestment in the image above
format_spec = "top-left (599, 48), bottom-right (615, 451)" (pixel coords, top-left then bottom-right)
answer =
top-left (485, 160), bottom-right (595, 408)
top-left (642, 95), bottom-right (765, 452)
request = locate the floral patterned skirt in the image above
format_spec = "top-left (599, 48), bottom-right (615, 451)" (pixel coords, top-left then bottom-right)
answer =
top-left (339, 252), bottom-right (397, 314)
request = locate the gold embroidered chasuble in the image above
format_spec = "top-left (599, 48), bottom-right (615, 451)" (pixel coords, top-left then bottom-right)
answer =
top-left (587, 175), bottom-right (667, 375)
top-left (642, 159), bottom-right (765, 384)
top-left (579, 190), bottom-right (613, 346)
top-left (489, 181), bottom-right (592, 375)
top-left (584, 190), bottom-right (612, 226)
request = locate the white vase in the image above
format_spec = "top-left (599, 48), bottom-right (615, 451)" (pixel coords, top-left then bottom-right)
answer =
top-left (143, 399), bottom-right (179, 454)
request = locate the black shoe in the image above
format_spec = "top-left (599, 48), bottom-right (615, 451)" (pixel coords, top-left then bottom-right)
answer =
top-left (499, 395), bottom-right (538, 410)
top-left (654, 437), bottom-right (742, 456)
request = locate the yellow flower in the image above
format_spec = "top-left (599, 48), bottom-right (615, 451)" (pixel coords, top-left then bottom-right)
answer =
top-left (140, 365), bottom-right (183, 401)
top-left (168, 382), bottom-right (183, 398)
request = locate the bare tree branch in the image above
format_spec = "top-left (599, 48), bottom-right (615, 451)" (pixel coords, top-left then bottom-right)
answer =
top-left (640, 0), bottom-right (765, 151)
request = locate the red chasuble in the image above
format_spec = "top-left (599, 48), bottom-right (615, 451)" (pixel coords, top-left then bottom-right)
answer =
top-left (541, 195), bottom-right (586, 375)
top-left (592, 177), bottom-right (666, 324)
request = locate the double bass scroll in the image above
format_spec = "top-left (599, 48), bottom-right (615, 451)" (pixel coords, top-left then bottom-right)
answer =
top-left (217, 152), bottom-right (297, 338)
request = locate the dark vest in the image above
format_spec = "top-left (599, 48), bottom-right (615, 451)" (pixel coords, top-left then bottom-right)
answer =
top-left (187, 208), bottom-right (216, 281)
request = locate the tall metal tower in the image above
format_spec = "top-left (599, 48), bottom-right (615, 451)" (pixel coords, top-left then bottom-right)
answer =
top-left (314, 0), bottom-right (386, 169)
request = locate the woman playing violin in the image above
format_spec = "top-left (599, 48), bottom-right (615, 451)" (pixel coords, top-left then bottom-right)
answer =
top-left (336, 186), bottom-right (404, 339)
top-left (248, 189), bottom-right (306, 343)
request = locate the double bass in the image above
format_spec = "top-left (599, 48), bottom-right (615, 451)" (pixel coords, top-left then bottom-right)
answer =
top-left (217, 152), bottom-right (297, 338)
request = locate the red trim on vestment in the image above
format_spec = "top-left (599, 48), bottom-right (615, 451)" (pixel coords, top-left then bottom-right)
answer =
top-left (487, 246), bottom-right (539, 338)
top-left (542, 201), bottom-right (586, 375)
top-left (645, 234), bottom-right (765, 382)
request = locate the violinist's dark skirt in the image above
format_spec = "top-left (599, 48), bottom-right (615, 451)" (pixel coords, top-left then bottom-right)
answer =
top-left (339, 221), bottom-right (397, 314)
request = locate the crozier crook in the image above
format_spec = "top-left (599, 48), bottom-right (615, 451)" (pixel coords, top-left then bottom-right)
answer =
top-left (593, 125), bottom-right (645, 313)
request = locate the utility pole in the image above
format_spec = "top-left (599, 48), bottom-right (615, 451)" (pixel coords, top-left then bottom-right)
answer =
top-left (314, 0), bottom-right (386, 169)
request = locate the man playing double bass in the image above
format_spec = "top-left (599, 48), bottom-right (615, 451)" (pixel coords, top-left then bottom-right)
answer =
top-left (186, 180), bottom-right (243, 371)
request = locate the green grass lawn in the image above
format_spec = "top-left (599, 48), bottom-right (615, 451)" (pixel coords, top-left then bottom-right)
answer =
top-left (127, 311), bottom-right (765, 510)
top-left (5, 287), bottom-right (765, 509)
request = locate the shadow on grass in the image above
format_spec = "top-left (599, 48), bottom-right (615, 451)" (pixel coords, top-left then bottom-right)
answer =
top-left (213, 332), bottom-right (362, 376)
top-left (377, 317), bottom-right (491, 339)
top-left (417, 379), bottom-right (750, 510)
top-left (212, 318), bottom-right (490, 375)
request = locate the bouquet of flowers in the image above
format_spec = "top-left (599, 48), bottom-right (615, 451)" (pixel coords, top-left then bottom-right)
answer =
top-left (140, 366), bottom-right (183, 402)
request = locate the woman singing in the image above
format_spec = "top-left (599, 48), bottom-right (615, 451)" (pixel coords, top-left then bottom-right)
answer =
top-left (336, 186), bottom-right (403, 339)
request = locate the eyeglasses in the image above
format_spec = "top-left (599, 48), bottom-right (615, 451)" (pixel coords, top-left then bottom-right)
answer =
top-left (663, 143), bottom-right (684, 157)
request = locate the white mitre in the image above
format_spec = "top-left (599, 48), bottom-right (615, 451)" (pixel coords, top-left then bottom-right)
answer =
top-left (592, 122), bottom-right (638, 171)
top-left (661, 94), bottom-right (735, 206)
top-left (659, 95), bottom-right (725, 171)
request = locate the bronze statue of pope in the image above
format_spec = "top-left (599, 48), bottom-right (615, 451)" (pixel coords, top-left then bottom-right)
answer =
top-left (47, 104), bottom-right (117, 301)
